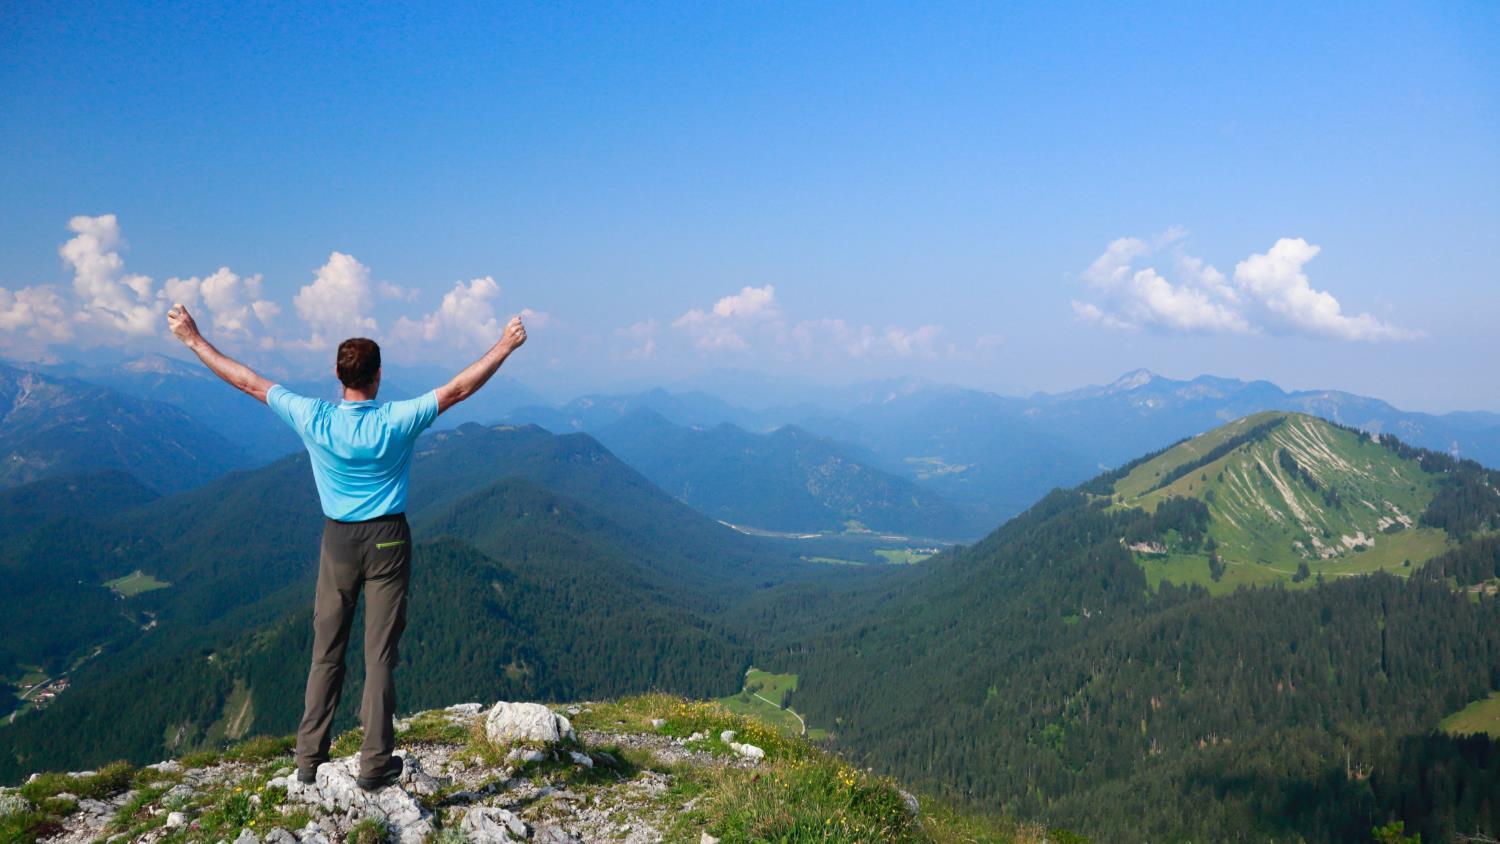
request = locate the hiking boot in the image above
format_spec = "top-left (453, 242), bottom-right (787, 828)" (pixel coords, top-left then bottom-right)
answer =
top-left (296, 767), bottom-right (318, 785)
top-left (356, 755), bottom-right (403, 791)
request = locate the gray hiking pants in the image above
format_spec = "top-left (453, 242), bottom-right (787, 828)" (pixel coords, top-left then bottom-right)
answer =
top-left (295, 512), bottom-right (411, 779)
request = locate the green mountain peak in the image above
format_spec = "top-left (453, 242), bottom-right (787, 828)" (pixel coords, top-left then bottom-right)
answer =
top-left (1111, 411), bottom-right (1449, 592)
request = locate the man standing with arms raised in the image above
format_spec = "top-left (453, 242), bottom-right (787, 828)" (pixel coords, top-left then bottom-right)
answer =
top-left (167, 303), bottom-right (527, 790)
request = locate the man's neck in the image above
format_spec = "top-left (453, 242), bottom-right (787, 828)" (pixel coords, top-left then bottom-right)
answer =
top-left (341, 388), bottom-right (378, 402)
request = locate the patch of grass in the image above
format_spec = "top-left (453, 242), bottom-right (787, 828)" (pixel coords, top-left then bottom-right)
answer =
top-left (331, 726), bottom-right (364, 757)
top-left (398, 711), bottom-right (470, 745)
top-left (679, 754), bottom-right (925, 842)
top-left (347, 817), bottom-right (389, 844)
top-left (575, 694), bottom-right (805, 762)
top-left (875, 548), bottom-right (935, 565)
top-left (179, 733), bottom-right (292, 769)
top-left (509, 742), bottom-right (640, 789)
top-left (189, 773), bottom-right (297, 842)
top-left (716, 668), bottom-right (810, 738)
top-left (225, 734), bottom-right (295, 762)
top-left (802, 555), bottom-right (866, 566)
top-left (104, 569), bottom-right (171, 597)
top-left (105, 783), bottom-right (171, 839)
top-left (1440, 691), bottom-right (1500, 738)
top-left (19, 760), bottom-right (134, 803)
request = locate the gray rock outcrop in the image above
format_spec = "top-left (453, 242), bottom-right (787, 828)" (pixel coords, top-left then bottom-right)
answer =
top-left (271, 752), bottom-right (434, 844)
top-left (483, 701), bottom-right (575, 745)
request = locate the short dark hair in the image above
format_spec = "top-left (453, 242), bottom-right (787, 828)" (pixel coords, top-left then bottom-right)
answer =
top-left (336, 338), bottom-right (381, 390)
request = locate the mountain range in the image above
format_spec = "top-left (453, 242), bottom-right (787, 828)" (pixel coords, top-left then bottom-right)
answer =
top-left (4, 407), bottom-right (1500, 840)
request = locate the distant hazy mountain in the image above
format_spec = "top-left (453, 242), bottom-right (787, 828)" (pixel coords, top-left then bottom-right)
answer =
top-left (31, 355), bottom-right (546, 463)
top-left (786, 370), bottom-right (1500, 526)
top-left (593, 408), bottom-right (979, 538)
top-left (1031, 369), bottom-right (1500, 467)
top-left (505, 387), bottom-right (771, 433)
top-left (0, 361), bottom-right (250, 493)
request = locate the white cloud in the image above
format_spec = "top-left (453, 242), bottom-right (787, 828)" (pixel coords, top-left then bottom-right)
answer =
top-left (1233, 238), bottom-right (1417, 341)
top-left (160, 267), bottom-right (280, 343)
top-left (292, 252), bottom-right (379, 349)
top-left (392, 276), bottom-right (503, 349)
top-left (1072, 230), bottom-right (1416, 341)
top-left (672, 285), bottom-right (779, 351)
top-left (58, 214), bottom-right (161, 337)
top-left (0, 285), bottom-right (73, 355)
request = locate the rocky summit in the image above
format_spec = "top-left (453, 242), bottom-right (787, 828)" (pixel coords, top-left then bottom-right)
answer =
top-left (0, 694), bottom-right (1045, 843)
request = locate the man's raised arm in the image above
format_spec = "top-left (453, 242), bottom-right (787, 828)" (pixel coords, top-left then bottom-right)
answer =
top-left (435, 315), bottom-right (527, 413)
top-left (167, 303), bottom-right (274, 403)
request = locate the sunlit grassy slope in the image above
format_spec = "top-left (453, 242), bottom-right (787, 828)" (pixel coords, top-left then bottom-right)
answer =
top-left (1441, 692), bottom-right (1500, 738)
top-left (1115, 412), bottom-right (1451, 593)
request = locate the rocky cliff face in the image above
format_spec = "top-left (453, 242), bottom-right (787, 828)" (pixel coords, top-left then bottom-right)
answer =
top-left (0, 695), bottom-right (1044, 844)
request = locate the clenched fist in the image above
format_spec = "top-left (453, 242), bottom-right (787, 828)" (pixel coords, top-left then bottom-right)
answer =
top-left (501, 315), bottom-right (527, 352)
top-left (167, 303), bottom-right (201, 344)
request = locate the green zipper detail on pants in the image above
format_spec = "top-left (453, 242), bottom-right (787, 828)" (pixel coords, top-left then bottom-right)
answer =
top-left (375, 540), bottom-right (407, 549)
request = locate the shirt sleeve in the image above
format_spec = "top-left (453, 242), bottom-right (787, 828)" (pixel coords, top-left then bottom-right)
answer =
top-left (384, 390), bottom-right (440, 442)
top-left (266, 384), bottom-right (319, 435)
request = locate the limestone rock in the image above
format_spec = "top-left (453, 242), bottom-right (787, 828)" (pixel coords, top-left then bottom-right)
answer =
top-left (483, 701), bottom-right (574, 746)
top-left (719, 730), bottom-right (736, 744)
top-left (534, 824), bottom-right (583, 843)
top-left (649, 718), bottom-right (666, 730)
top-left (232, 828), bottom-right (260, 844)
top-left (297, 821), bottom-right (331, 844)
top-left (446, 702), bottom-right (484, 715)
top-left (701, 834), bottom-right (722, 844)
top-left (730, 742), bottom-right (765, 761)
top-left (164, 812), bottom-right (187, 828)
top-left (569, 751), bottom-right (593, 768)
top-left (263, 829), bottom-right (296, 844)
top-left (272, 753), bottom-right (433, 844)
top-left (461, 806), bottom-right (529, 843)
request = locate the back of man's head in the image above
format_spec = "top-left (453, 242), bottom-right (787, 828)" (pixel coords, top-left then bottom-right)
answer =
top-left (337, 338), bottom-right (381, 390)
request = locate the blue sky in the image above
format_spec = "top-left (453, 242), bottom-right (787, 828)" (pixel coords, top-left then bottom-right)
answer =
top-left (1, 2), bottom-right (1496, 410)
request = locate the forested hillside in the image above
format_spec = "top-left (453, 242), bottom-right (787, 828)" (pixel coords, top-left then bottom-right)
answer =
top-left (0, 362), bottom-right (250, 493)
top-left (760, 416), bottom-right (1500, 841)
top-left (0, 424), bottom-right (828, 779)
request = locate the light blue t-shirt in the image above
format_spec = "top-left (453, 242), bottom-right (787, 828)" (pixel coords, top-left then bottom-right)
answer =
top-left (267, 385), bottom-right (440, 522)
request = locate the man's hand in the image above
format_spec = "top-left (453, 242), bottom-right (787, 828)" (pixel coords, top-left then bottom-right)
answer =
top-left (500, 315), bottom-right (527, 352)
top-left (436, 313), bottom-right (528, 414)
top-left (167, 303), bottom-right (201, 345)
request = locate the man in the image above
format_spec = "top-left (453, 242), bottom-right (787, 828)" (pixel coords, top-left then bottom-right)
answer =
top-left (167, 303), bottom-right (527, 789)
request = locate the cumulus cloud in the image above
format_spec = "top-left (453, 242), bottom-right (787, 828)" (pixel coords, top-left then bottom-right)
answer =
top-left (1233, 238), bottom-right (1415, 341)
top-left (3, 214), bottom-right (556, 362)
top-left (292, 252), bottom-right (379, 349)
top-left (159, 267), bottom-right (280, 344)
top-left (672, 285), bottom-right (779, 351)
top-left (0, 286), bottom-right (73, 353)
top-left (391, 276), bottom-right (503, 349)
top-left (1072, 230), bottom-right (1416, 341)
top-left (58, 214), bottom-right (161, 337)
top-left (1, 215), bottom-right (286, 357)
